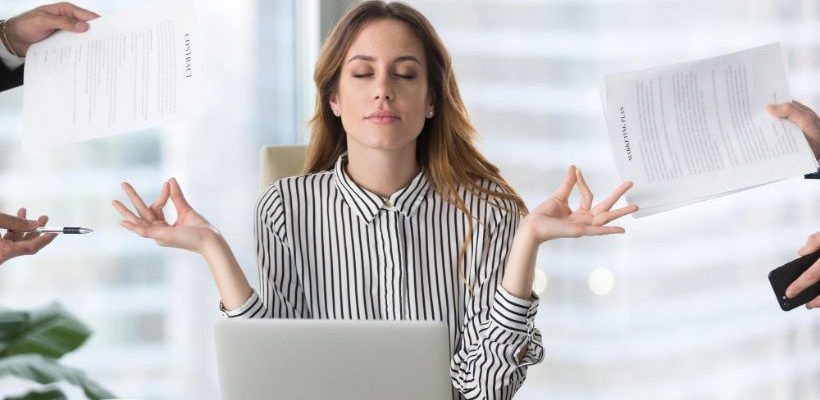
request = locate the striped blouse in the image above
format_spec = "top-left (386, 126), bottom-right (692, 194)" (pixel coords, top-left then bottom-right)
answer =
top-left (222, 154), bottom-right (545, 400)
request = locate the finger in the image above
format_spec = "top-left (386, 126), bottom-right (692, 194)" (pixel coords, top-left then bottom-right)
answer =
top-left (9, 232), bottom-right (57, 257)
top-left (39, 2), bottom-right (100, 21)
top-left (593, 204), bottom-right (639, 226)
top-left (767, 102), bottom-right (793, 117)
top-left (3, 208), bottom-right (27, 241)
top-left (592, 181), bottom-right (634, 214)
top-left (0, 211), bottom-right (37, 232)
top-left (552, 166), bottom-right (577, 201)
top-left (792, 100), bottom-right (818, 117)
top-left (121, 182), bottom-right (157, 222)
top-left (151, 181), bottom-right (171, 221)
top-left (112, 200), bottom-right (141, 224)
top-left (37, 13), bottom-right (86, 33)
top-left (575, 168), bottom-right (593, 211)
top-left (20, 215), bottom-right (48, 241)
top-left (120, 220), bottom-right (149, 238)
top-left (168, 178), bottom-right (193, 212)
top-left (767, 102), bottom-right (820, 136)
top-left (786, 258), bottom-right (820, 299)
top-left (807, 295), bottom-right (820, 310)
top-left (798, 233), bottom-right (820, 256)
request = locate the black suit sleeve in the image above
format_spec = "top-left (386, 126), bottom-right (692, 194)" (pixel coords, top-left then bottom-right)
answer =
top-left (0, 62), bottom-right (23, 92)
top-left (807, 170), bottom-right (820, 179)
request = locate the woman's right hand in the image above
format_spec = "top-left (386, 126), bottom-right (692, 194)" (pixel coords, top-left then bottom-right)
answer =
top-left (112, 178), bottom-right (220, 254)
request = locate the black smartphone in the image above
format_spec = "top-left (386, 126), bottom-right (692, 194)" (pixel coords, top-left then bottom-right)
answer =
top-left (768, 250), bottom-right (820, 311)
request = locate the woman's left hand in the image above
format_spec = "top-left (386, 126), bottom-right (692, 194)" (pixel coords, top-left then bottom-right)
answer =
top-left (521, 165), bottom-right (638, 244)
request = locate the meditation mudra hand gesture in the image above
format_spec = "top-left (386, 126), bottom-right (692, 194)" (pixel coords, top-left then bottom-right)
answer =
top-left (524, 166), bottom-right (636, 241)
top-left (112, 179), bottom-right (219, 252)
top-left (113, 178), bottom-right (252, 305)
top-left (501, 165), bottom-right (637, 298)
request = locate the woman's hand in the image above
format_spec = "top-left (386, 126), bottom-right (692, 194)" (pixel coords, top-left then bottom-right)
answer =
top-left (521, 165), bottom-right (638, 244)
top-left (112, 178), bottom-right (220, 254)
top-left (768, 100), bottom-right (820, 159)
top-left (502, 166), bottom-right (638, 299)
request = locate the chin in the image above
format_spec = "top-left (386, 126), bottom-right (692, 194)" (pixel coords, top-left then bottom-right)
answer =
top-left (360, 138), bottom-right (413, 152)
top-left (353, 128), bottom-right (419, 152)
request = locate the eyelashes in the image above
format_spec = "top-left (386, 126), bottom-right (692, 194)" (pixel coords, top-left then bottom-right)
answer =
top-left (351, 73), bottom-right (417, 80)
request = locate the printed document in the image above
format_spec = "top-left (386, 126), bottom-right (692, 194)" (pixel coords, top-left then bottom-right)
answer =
top-left (601, 44), bottom-right (818, 217)
top-left (21, 0), bottom-right (197, 150)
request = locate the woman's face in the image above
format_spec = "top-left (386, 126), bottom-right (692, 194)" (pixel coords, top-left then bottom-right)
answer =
top-left (331, 19), bottom-right (433, 155)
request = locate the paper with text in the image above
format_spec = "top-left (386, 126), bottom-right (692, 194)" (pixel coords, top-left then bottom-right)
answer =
top-left (601, 44), bottom-right (818, 217)
top-left (21, 0), bottom-right (197, 150)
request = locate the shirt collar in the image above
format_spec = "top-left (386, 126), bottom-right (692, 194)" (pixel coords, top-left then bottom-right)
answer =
top-left (333, 154), bottom-right (431, 224)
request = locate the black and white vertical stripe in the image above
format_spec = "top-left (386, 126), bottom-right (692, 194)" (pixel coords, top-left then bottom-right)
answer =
top-left (223, 154), bottom-right (544, 400)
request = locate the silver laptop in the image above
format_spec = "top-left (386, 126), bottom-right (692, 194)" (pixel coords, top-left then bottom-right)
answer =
top-left (214, 319), bottom-right (451, 400)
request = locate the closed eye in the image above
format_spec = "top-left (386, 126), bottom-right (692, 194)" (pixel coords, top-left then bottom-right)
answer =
top-left (352, 73), bottom-right (373, 78)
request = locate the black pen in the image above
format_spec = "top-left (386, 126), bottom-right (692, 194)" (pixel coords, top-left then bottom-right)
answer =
top-left (35, 227), bottom-right (93, 234)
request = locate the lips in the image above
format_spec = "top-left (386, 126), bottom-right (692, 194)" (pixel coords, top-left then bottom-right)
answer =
top-left (366, 110), bottom-right (400, 124)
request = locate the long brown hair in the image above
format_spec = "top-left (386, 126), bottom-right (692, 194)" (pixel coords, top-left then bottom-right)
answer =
top-left (305, 1), bottom-right (528, 285)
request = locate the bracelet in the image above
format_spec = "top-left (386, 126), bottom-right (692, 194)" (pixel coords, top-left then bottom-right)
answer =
top-left (0, 19), bottom-right (20, 58)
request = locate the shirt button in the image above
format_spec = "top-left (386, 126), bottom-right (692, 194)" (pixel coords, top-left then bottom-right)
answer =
top-left (384, 199), bottom-right (393, 208)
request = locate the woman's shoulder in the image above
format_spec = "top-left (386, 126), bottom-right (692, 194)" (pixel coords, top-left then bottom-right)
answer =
top-left (262, 170), bottom-right (336, 196)
top-left (256, 171), bottom-right (332, 220)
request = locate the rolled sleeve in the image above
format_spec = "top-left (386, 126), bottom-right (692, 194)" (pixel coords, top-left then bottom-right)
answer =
top-left (219, 290), bottom-right (263, 318)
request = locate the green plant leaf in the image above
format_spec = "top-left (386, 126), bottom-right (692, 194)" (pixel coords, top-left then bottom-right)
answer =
top-left (0, 310), bottom-right (27, 354)
top-left (0, 354), bottom-right (115, 400)
top-left (0, 303), bottom-right (90, 359)
top-left (3, 386), bottom-right (67, 400)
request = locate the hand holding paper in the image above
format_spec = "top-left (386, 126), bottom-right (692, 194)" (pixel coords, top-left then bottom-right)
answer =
top-left (21, 0), bottom-right (198, 150)
top-left (600, 44), bottom-right (819, 217)
top-left (4, 2), bottom-right (99, 57)
top-left (767, 100), bottom-right (820, 160)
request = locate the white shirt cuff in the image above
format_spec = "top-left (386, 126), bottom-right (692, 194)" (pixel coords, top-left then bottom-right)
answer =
top-left (0, 37), bottom-right (24, 70)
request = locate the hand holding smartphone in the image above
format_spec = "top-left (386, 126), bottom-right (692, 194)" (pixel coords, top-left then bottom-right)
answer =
top-left (769, 250), bottom-right (820, 311)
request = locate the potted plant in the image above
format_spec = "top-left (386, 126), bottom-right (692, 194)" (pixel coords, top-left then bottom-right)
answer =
top-left (0, 302), bottom-right (115, 400)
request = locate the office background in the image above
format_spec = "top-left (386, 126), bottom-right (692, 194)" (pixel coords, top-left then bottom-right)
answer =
top-left (0, 0), bottom-right (818, 398)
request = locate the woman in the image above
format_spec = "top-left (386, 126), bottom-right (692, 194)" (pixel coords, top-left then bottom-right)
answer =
top-left (112, 2), bottom-right (638, 399)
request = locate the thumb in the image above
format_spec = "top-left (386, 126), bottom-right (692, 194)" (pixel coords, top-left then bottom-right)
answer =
top-left (168, 178), bottom-right (193, 212)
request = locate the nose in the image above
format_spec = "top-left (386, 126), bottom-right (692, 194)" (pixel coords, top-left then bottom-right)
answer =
top-left (373, 74), bottom-right (394, 102)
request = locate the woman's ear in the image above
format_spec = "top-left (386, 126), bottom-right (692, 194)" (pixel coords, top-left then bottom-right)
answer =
top-left (329, 92), bottom-right (341, 117)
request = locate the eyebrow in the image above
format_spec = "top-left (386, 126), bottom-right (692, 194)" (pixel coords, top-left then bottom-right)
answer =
top-left (347, 55), bottom-right (421, 64)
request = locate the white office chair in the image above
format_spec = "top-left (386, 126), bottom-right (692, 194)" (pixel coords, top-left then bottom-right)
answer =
top-left (259, 145), bottom-right (308, 190)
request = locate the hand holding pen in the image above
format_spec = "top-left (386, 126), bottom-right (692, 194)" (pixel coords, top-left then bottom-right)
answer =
top-left (0, 208), bottom-right (57, 266)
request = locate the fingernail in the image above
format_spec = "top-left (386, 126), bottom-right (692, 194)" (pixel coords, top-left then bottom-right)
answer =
top-left (786, 289), bottom-right (794, 298)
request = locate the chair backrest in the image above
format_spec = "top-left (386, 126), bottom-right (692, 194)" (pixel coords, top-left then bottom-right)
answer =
top-left (260, 145), bottom-right (307, 190)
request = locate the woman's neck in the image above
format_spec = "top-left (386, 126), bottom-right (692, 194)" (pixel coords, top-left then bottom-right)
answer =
top-left (345, 144), bottom-right (420, 198)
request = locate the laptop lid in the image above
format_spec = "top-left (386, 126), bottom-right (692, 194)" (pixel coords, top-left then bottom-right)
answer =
top-left (214, 319), bottom-right (451, 400)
